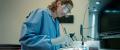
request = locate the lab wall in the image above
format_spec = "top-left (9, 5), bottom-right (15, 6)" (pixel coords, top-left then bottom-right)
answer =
top-left (0, 0), bottom-right (89, 44)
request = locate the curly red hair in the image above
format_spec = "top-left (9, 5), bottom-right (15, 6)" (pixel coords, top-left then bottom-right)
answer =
top-left (48, 0), bottom-right (73, 12)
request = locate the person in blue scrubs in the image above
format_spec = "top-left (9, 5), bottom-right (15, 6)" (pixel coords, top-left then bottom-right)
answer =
top-left (19, 0), bottom-right (73, 50)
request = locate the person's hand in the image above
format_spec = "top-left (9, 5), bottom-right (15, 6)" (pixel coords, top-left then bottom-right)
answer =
top-left (61, 34), bottom-right (73, 48)
top-left (51, 34), bottom-right (73, 45)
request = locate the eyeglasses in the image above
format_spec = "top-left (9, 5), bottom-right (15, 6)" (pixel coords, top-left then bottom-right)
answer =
top-left (63, 4), bottom-right (72, 14)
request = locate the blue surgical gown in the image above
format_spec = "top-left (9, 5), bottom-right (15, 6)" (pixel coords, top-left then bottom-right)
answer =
top-left (19, 8), bottom-right (61, 50)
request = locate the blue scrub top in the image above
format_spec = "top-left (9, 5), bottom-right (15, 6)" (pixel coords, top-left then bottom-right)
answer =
top-left (19, 8), bottom-right (61, 50)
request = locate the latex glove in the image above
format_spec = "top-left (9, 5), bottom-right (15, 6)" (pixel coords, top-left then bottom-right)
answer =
top-left (51, 34), bottom-right (72, 45)
top-left (62, 34), bottom-right (73, 48)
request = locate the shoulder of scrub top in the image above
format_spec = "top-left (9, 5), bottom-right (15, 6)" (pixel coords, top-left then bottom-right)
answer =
top-left (26, 8), bottom-right (50, 18)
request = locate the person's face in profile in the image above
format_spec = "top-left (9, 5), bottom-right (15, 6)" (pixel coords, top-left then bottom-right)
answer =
top-left (56, 1), bottom-right (72, 17)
